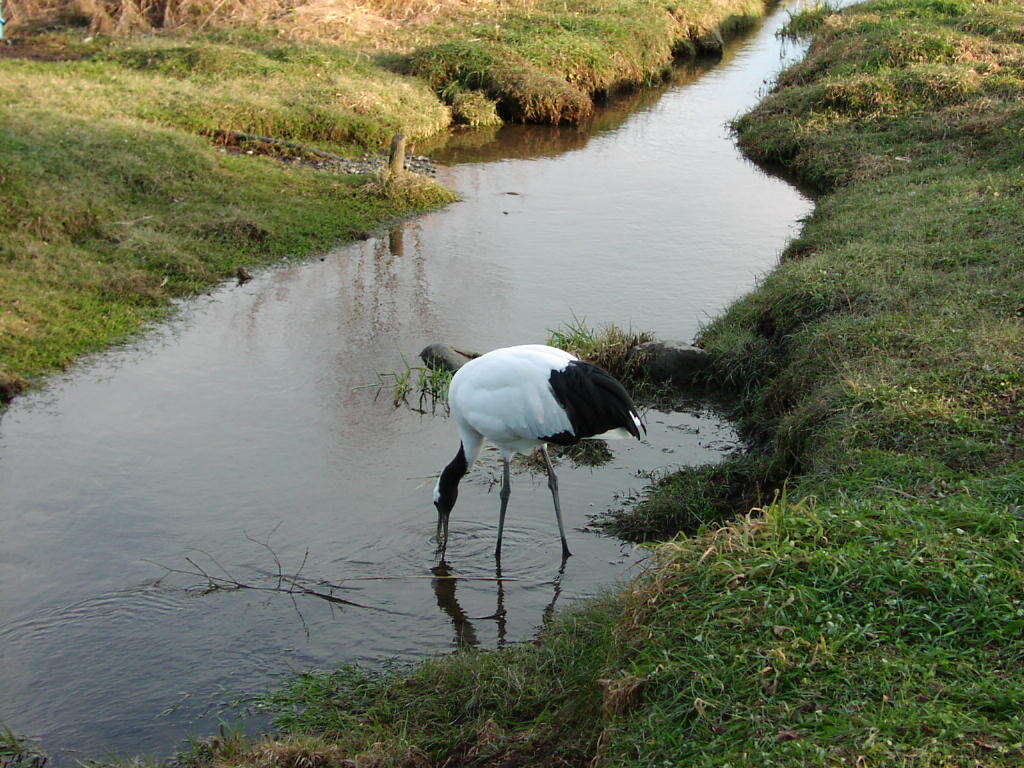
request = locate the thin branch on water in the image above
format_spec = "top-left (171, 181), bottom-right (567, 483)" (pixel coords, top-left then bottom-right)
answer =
top-left (244, 523), bottom-right (285, 589)
top-left (146, 558), bottom-right (394, 612)
top-left (145, 530), bottom-right (531, 623)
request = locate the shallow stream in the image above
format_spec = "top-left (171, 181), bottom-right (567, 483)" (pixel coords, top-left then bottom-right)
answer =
top-left (0, 9), bottom-right (813, 762)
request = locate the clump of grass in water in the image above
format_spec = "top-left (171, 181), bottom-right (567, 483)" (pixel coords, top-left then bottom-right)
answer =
top-left (374, 362), bottom-right (453, 414)
top-left (546, 317), bottom-right (654, 383)
top-left (0, 729), bottom-right (47, 768)
top-left (377, 319), bottom-right (659, 416)
top-left (547, 318), bottom-right (681, 405)
top-left (781, 0), bottom-right (837, 37)
top-left (362, 169), bottom-right (458, 208)
top-left (515, 439), bottom-right (615, 473)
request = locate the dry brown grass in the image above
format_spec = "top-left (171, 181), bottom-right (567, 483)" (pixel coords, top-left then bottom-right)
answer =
top-left (361, 167), bottom-right (457, 207)
top-left (6, 0), bottom-right (518, 39)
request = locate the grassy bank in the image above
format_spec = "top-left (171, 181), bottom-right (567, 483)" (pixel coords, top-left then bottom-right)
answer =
top-left (7, 0), bottom-right (768, 126)
top-left (1, 0), bottom-right (772, 401)
top-left (0, 28), bottom-right (458, 399)
top-left (0, 105), bottom-right (454, 399)
top-left (176, 0), bottom-right (1024, 765)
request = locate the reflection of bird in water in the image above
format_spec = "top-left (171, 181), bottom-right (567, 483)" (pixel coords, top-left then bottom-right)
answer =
top-left (431, 561), bottom-right (479, 647)
top-left (434, 345), bottom-right (644, 560)
top-left (430, 560), bottom-right (568, 649)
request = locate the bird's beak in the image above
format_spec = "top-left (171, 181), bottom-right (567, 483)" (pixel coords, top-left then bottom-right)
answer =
top-left (434, 502), bottom-right (450, 554)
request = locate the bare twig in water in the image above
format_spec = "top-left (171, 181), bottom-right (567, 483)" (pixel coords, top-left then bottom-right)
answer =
top-left (245, 523), bottom-right (285, 589)
top-left (147, 557), bottom-right (392, 611)
top-left (146, 531), bottom-right (526, 621)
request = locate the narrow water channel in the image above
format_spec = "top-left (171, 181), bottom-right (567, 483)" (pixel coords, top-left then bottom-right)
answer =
top-left (0, 8), bottom-right (812, 763)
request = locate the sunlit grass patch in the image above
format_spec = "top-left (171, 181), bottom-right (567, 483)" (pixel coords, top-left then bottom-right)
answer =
top-left (546, 317), bottom-right (655, 384)
top-left (7, 0), bottom-right (770, 127)
top-left (0, 107), bottom-right (453, 389)
top-left (0, 35), bottom-right (451, 150)
top-left (362, 168), bottom-right (459, 208)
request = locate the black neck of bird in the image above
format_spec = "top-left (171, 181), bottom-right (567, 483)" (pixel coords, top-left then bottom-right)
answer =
top-left (439, 443), bottom-right (468, 501)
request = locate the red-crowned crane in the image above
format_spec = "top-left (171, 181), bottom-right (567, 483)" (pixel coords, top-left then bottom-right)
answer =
top-left (433, 344), bottom-right (645, 560)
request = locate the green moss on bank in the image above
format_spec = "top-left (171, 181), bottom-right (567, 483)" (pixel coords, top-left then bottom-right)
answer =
top-left (607, 0), bottom-right (1024, 761)
top-left (178, 0), bottom-right (1024, 765)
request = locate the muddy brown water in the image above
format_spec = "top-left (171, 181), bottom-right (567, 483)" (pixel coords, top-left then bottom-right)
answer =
top-left (0, 8), bottom-right (814, 763)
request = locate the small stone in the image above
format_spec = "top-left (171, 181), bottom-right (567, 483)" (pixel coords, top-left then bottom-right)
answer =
top-left (0, 374), bottom-right (27, 404)
top-left (630, 340), bottom-right (711, 387)
top-left (420, 343), bottom-right (479, 373)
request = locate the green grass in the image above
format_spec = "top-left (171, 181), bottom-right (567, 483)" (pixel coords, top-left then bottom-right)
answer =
top-left (0, 104), bottom-right (454, 396)
top-left (405, 0), bottom-right (767, 123)
top-left (171, 0), bottom-right (1024, 765)
top-left (0, 0), bottom-right (776, 396)
top-left (1, 33), bottom-right (450, 151)
top-left (184, 600), bottom-right (625, 768)
top-left (609, 0), bottom-right (1024, 760)
top-left (0, 729), bottom-right (46, 768)
top-left (599, 454), bottom-right (780, 541)
top-left (0, 28), bottom-right (454, 398)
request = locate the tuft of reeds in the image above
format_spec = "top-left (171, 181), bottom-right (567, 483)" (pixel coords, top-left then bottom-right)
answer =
top-left (781, 0), bottom-right (836, 37)
top-left (515, 439), bottom-right (616, 473)
top-left (362, 168), bottom-right (459, 208)
top-left (546, 317), bottom-right (654, 384)
top-left (373, 360), bottom-right (453, 413)
top-left (0, 729), bottom-right (47, 768)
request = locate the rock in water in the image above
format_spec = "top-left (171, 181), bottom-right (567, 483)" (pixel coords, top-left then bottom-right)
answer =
top-left (630, 340), bottom-right (711, 387)
top-left (420, 344), bottom-right (478, 373)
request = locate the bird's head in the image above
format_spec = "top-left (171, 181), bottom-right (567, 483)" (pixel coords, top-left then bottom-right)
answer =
top-left (433, 468), bottom-right (458, 518)
top-left (434, 443), bottom-right (468, 521)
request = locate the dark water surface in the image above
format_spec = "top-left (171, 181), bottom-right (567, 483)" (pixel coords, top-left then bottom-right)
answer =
top-left (0, 7), bottom-right (813, 763)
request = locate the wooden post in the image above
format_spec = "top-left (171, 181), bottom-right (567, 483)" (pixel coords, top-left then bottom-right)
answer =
top-left (388, 134), bottom-right (406, 176)
top-left (389, 224), bottom-right (405, 258)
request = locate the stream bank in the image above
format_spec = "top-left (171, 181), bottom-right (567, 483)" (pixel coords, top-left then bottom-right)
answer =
top-left (0, 2), bottom-right (811, 762)
top-left (180, 0), bottom-right (1024, 765)
top-left (0, 0), bottom-right (776, 400)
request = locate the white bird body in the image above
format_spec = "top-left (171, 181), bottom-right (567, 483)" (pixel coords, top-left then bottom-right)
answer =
top-left (450, 345), bottom-right (574, 459)
top-left (433, 344), bottom-right (645, 559)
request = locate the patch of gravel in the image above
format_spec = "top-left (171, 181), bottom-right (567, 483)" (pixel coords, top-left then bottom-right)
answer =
top-left (223, 147), bottom-right (438, 176)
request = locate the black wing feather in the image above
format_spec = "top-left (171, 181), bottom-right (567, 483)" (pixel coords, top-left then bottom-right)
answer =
top-left (542, 360), bottom-right (645, 445)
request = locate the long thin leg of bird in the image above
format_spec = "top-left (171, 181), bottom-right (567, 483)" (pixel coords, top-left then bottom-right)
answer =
top-left (542, 446), bottom-right (571, 559)
top-left (495, 457), bottom-right (511, 559)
